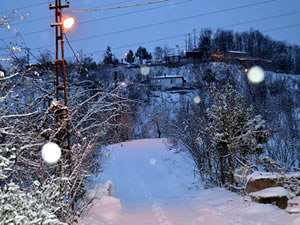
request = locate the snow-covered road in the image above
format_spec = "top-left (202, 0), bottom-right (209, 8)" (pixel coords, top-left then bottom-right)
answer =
top-left (78, 139), bottom-right (299, 225)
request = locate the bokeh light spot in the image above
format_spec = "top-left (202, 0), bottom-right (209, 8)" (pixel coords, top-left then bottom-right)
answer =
top-left (41, 142), bottom-right (61, 165)
top-left (194, 96), bottom-right (201, 104)
top-left (247, 66), bottom-right (264, 84)
top-left (140, 65), bottom-right (150, 76)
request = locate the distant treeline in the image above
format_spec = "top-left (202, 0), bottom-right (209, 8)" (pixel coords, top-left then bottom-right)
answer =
top-left (185, 28), bottom-right (300, 74)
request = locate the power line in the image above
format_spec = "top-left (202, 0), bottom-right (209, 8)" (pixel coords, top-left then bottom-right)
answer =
top-left (70, 0), bottom-right (168, 13)
top-left (3, 0), bottom-right (190, 40)
top-left (222, 11), bottom-right (300, 29)
top-left (263, 23), bottom-right (300, 32)
top-left (30, 21), bottom-right (300, 62)
top-left (64, 33), bottom-right (80, 63)
top-left (78, 0), bottom-right (192, 26)
top-left (85, 22), bottom-right (300, 57)
top-left (58, 0), bottom-right (278, 44)
top-left (0, 2), bottom-right (49, 15)
top-left (9, 0), bottom-right (136, 26)
top-left (26, 0), bottom-right (276, 50)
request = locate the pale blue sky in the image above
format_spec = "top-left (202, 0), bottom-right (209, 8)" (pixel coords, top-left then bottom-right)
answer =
top-left (0, 0), bottom-right (299, 63)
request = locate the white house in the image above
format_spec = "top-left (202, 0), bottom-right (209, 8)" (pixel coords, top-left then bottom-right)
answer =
top-left (150, 74), bottom-right (185, 90)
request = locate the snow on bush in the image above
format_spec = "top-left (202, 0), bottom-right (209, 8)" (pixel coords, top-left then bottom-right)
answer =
top-left (0, 147), bottom-right (15, 180)
top-left (0, 146), bottom-right (68, 224)
top-left (0, 180), bottom-right (68, 225)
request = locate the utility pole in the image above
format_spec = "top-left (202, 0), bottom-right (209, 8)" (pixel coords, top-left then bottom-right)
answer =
top-left (49, 0), bottom-right (73, 209)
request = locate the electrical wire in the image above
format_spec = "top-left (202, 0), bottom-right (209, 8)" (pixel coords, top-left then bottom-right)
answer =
top-left (85, 23), bottom-right (300, 56)
top-left (3, 0), bottom-right (191, 40)
top-left (23, 0), bottom-right (277, 50)
top-left (7, 0), bottom-right (298, 61)
top-left (37, 20), bottom-right (300, 61)
top-left (263, 23), bottom-right (300, 32)
top-left (70, 0), bottom-right (168, 13)
top-left (64, 33), bottom-right (80, 63)
top-left (78, 0), bottom-right (191, 26)
top-left (9, 0), bottom-right (135, 26)
top-left (0, 2), bottom-right (49, 15)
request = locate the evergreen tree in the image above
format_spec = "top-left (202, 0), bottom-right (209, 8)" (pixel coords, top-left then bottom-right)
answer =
top-left (125, 50), bottom-right (135, 63)
top-left (103, 46), bottom-right (113, 64)
top-left (135, 46), bottom-right (151, 63)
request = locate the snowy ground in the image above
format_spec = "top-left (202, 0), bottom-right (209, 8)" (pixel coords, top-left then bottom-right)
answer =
top-left (77, 139), bottom-right (300, 225)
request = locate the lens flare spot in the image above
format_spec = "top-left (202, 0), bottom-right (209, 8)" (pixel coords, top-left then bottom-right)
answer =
top-left (194, 96), bottom-right (201, 104)
top-left (140, 65), bottom-right (150, 76)
top-left (149, 158), bottom-right (157, 165)
top-left (247, 66), bottom-right (264, 84)
top-left (41, 142), bottom-right (61, 165)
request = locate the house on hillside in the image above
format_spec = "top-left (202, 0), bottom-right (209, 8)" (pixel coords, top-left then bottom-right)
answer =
top-left (165, 54), bottom-right (183, 65)
top-left (185, 50), bottom-right (202, 61)
top-left (150, 74), bottom-right (185, 90)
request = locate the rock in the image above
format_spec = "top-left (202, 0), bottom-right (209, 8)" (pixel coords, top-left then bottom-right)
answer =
top-left (286, 196), bottom-right (300, 214)
top-left (246, 176), bottom-right (280, 193)
top-left (246, 171), bottom-right (300, 195)
top-left (249, 187), bottom-right (290, 209)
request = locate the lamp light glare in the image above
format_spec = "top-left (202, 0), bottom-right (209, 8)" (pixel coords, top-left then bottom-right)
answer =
top-left (63, 17), bottom-right (75, 29)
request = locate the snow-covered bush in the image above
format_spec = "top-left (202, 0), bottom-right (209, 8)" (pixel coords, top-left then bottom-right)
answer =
top-left (0, 147), bottom-right (15, 180)
top-left (0, 141), bottom-right (68, 224)
top-left (0, 180), bottom-right (68, 225)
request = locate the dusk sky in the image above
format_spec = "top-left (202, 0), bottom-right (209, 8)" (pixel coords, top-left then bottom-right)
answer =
top-left (1, 0), bottom-right (299, 63)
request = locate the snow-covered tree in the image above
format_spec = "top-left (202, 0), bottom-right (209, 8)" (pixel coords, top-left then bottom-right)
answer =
top-left (205, 83), bottom-right (272, 186)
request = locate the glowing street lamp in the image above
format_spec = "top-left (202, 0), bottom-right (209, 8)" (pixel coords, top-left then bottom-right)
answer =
top-left (63, 17), bottom-right (75, 30)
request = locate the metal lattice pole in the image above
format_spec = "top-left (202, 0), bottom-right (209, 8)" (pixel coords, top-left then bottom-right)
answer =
top-left (49, 0), bottom-right (73, 211)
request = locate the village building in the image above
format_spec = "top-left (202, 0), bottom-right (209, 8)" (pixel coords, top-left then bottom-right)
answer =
top-left (150, 74), bottom-right (185, 90)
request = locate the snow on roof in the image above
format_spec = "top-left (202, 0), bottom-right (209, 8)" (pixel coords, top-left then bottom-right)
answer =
top-left (249, 187), bottom-right (291, 198)
top-left (151, 74), bottom-right (184, 79)
top-left (228, 50), bottom-right (247, 54)
top-left (166, 54), bottom-right (181, 57)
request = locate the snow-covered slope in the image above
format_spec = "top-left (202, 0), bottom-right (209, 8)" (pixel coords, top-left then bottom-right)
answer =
top-left (77, 139), bottom-right (299, 225)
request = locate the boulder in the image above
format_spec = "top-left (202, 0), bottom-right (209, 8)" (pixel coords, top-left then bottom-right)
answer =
top-left (249, 187), bottom-right (290, 209)
top-left (246, 172), bottom-right (280, 193)
top-left (246, 171), bottom-right (300, 195)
